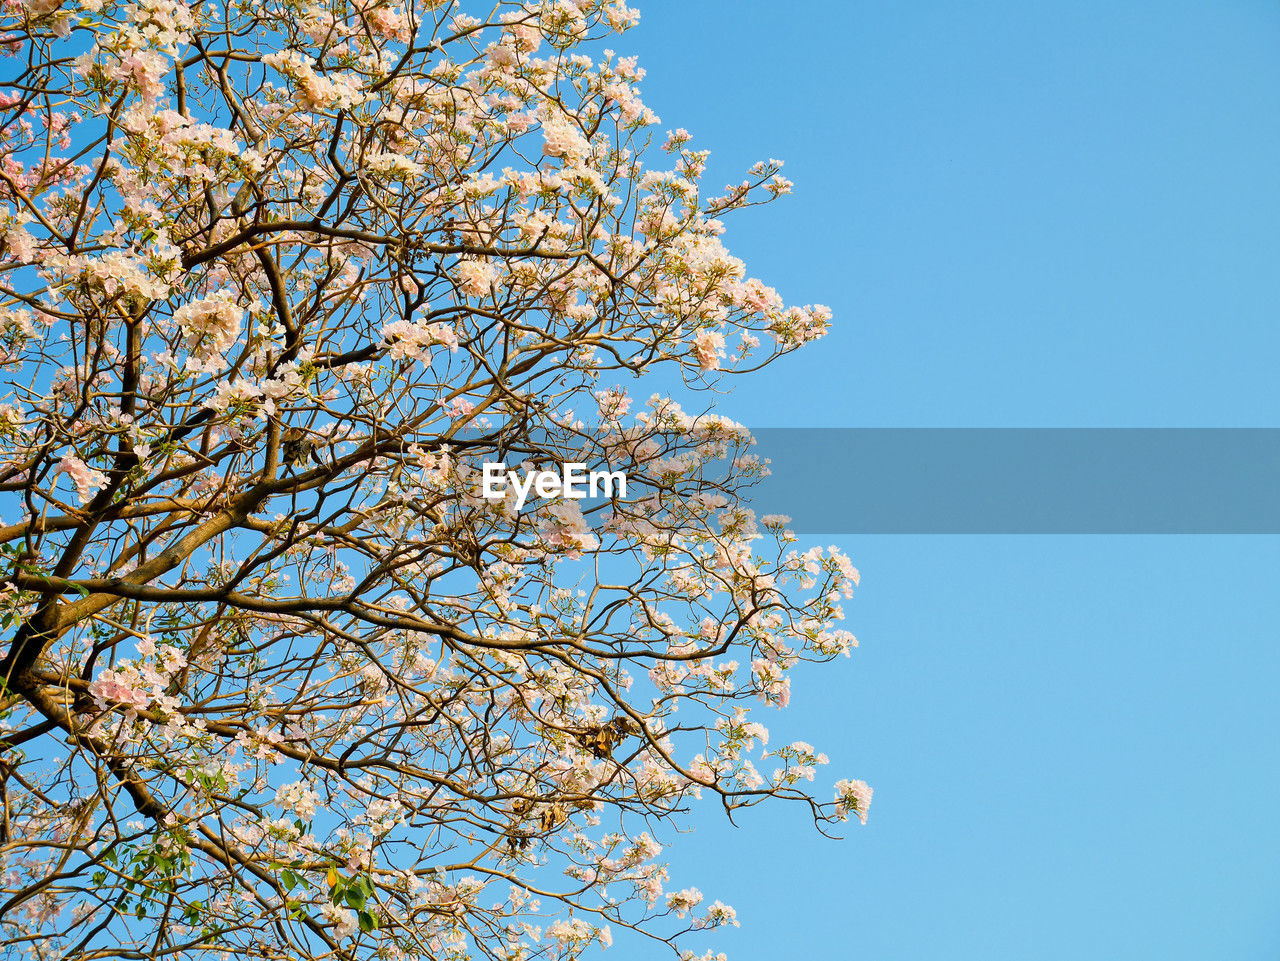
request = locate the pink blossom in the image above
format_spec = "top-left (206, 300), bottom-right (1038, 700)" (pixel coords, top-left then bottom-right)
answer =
top-left (5, 224), bottom-right (35, 261)
top-left (751, 657), bottom-right (791, 708)
top-left (173, 292), bottom-right (244, 361)
top-left (666, 887), bottom-right (703, 918)
top-left (364, 4), bottom-right (409, 41)
top-left (381, 319), bottom-right (459, 363)
top-left (693, 330), bottom-right (725, 370)
top-left (537, 502), bottom-right (599, 558)
top-left (541, 117), bottom-right (589, 162)
top-left (88, 668), bottom-right (150, 710)
top-left (439, 396), bottom-right (476, 419)
top-left (455, 259), bottom-right (497, 298)
top-left (320, 902), bottom-right (357, 939)
top-left (834, 778), bottom-right (874, 824)
top-left (274, 781), bottom-right (320, 820)
top-left (110, 50), bottom-right (169, 103)
top-left (57, 455), bottom-right (107, 504)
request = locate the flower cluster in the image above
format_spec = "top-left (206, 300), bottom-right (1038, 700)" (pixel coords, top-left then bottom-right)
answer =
top-left (173, 292), bottom-right (244, 362)
top-left (380, 319), bottom-right (461, 363)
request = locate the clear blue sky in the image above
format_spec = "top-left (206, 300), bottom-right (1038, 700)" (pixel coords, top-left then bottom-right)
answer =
top-left (620, 2), bottom-right (1280, 959)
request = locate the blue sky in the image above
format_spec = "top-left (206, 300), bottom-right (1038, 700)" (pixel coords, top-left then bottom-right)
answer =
top-left (618, 2), bottom-right (1280, 959)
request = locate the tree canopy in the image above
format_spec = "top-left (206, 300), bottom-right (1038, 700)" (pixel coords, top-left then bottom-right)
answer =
top-left (0, 0), bottom-right (869, 957)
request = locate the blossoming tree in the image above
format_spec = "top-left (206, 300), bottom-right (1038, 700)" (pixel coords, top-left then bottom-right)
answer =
top-left (0, 0), bottom-right (870, 957)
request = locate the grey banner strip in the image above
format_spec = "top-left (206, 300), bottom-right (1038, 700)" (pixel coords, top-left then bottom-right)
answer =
top-left (744, 429), bottom-right (1280, 534)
